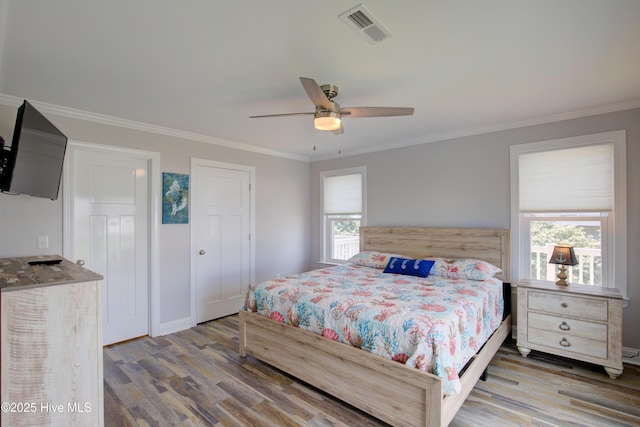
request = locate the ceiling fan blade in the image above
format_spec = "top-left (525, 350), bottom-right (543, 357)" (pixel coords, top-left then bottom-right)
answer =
top-left (341, 107), bottom-right (414, 118)
top-left (299, 77), bottom-right (332, 110)
top-left (249, 112), bottom-right (314, 118)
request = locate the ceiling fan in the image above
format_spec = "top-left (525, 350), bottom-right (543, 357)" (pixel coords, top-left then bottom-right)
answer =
top-left (249, 77), bottom-right (414, 134)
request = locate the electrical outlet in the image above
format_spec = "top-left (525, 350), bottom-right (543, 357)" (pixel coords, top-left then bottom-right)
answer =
top-left (37, 235), bottom-right (49, 249)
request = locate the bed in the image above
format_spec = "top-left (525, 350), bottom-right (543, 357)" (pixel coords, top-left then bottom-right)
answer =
top-left (239, 227), bottom-right (511, 427)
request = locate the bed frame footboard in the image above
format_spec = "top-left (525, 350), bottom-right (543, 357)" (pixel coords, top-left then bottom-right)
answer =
top-left (239, 310), bottom-right (511, 427)
top-left (239, 309), bottom-right (443, 426)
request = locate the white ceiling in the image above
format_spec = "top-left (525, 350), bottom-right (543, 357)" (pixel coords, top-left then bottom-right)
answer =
top-left (1, 0), bottom-right (639, 161)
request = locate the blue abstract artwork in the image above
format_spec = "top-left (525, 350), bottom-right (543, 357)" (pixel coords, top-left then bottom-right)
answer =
top-left (162, 172), bottom-right (189, 224)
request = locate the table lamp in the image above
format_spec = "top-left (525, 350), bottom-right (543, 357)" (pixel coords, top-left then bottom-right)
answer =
top-left (549, 245), bottom-right (578, 286)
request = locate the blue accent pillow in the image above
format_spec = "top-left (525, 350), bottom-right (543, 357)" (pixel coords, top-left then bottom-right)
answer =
top-left (383, 257), bottom-right (435, 278)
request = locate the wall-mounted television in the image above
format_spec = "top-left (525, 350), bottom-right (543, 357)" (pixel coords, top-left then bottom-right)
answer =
top-left (0, 100), bottom-right (68, 200)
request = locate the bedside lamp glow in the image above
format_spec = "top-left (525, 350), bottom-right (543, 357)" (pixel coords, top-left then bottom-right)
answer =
top-left (549, 245), bottom-right (578, 286)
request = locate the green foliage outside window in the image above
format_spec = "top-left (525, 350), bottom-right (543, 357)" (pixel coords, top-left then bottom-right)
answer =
top-left (530, 220), bottom-right (602, 285)
top-left (530, 221), bottom-right (600, 248)
top-left (332, 217), bottom-right (360, 236)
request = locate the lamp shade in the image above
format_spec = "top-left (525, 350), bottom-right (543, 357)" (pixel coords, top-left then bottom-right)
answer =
top-left (549, 245), bottom-right (578, 266)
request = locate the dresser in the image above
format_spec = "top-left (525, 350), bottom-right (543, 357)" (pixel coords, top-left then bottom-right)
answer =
top-left (0, 256), bottom-right (104, 426)
top-left (516, 279), bottom-right (623, 379)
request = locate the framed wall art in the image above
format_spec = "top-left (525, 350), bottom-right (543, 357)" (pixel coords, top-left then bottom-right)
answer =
top-left (162, 172), bottom-right (189, 224)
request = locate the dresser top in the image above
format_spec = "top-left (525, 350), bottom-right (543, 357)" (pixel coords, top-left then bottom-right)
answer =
top-left (0, 255), bottom-right (102, 292)
top-left (516, 279), bottom-right (622, 299)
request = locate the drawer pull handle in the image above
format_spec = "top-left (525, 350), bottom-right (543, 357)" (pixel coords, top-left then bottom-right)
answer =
top-left (561, 302), bottom-right (568, 308)
top-left (559, 338), bottom-right (571, 347)
top-left (559, 321), bottom-right (571, 331)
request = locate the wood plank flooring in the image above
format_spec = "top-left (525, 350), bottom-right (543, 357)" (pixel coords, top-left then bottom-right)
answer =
top-left (104, 315), bottom-right (640, 426)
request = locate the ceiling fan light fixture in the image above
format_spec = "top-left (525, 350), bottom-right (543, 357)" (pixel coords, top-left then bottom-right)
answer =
top-left (250, 77), bottom-right (414, 135)
top-left (314, 111), bottom-right (341, 131)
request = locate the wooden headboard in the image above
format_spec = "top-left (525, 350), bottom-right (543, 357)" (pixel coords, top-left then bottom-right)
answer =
top-left (360, 226), bottom-right (510, 281)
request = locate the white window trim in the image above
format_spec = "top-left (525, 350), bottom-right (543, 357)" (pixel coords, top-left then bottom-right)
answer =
top-left (510, 130), bottom-right (627, 298)
top-left (320, 166), bottom-right (367, 264)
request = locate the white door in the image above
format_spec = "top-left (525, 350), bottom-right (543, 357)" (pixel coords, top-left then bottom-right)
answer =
top-left (65, 145), bottom-right (150, 345)
top-left (193, 162), bottom-right (251, 323)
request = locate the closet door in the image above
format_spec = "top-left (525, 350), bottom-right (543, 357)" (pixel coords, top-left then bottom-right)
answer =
top-left (192, 160), bottom-right (252, 323)
top-left (65, 144), bottom-right (150, 345)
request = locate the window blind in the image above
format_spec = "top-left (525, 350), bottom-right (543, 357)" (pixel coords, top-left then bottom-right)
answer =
top-left (519, 143), bottom-right (613, 212)
top-left (324, 173), bottom-right (362, 214)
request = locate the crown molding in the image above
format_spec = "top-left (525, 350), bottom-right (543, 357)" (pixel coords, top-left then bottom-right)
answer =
top-left (0, 93), bottom-right (311, 162)
top-left (2, 93), bottom-right (638, 164)
top-left (311, 99), bottom-right (640, 161)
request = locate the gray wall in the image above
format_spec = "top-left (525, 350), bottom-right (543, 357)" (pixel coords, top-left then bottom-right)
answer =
top-left (2, 99), bottom-right (638, 350)
top-left (0, 103), bottom-right (310, 331)
top-left (311, 108), bottom-right (640, 349)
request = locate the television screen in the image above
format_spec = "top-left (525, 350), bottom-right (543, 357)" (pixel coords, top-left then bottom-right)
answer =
top-left (1, 100), bottom-right (68, 200)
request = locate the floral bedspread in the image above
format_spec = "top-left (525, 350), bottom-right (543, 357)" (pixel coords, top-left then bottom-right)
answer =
top-left (244, 262), bottom-right (504, 395)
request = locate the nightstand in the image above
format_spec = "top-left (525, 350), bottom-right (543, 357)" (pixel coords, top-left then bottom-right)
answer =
top-left (516, 279), bottom-right (623, 379)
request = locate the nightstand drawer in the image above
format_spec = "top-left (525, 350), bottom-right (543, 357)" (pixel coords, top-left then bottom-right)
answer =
top-left (527, 291), bottom-right (608, 321)
top-left (527, 312), bottom-right (607, 341)
top-left (516, 280), bottom-right (623, 378)
top-left (527, 327), bottom-right (607, 359)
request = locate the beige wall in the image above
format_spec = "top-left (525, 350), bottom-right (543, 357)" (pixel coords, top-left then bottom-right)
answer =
top-left (311, 108), bottom-right (640, 349)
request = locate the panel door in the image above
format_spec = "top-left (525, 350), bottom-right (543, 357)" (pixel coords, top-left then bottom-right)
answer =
top-left (194, 164), bottom-right (250, 323)
top-left (67, 146), bottom-right (149, 345)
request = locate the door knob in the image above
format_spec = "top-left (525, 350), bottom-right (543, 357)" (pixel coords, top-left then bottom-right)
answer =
top-left (76, 259), bottom-right (85, 266)
top-left (199, 250), bottom-right (205, 255)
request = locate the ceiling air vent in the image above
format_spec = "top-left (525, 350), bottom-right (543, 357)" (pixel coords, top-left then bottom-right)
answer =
top-left (339, 4), bottom-right (392, 44)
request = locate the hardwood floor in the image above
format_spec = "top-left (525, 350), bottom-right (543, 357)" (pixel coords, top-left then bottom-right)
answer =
top-left (104, 315), bottom-right (640, 426)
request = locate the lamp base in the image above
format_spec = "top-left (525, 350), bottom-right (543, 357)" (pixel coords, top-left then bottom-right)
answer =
top-left (556, 265), bottom-right (569, 286)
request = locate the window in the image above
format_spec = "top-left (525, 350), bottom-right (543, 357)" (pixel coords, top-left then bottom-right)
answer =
top-left (321, 167), bottom-right (366, 263)
top-left (524, 213), bottom-right (606, 285)
top-left (510, 131), bottom-right (627, 297)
